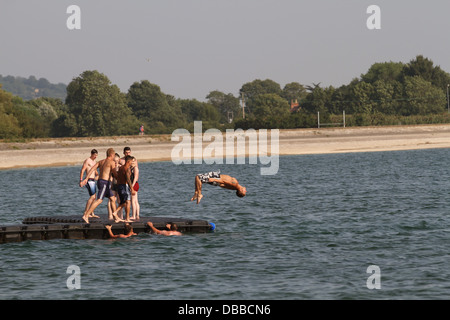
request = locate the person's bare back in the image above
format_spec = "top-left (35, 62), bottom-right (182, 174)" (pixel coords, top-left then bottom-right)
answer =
top-left (98, 158), bottom-right (116, 181)
top-left (210, 174), bottom-right (239, 190)
top-left (80, 148), bottom-right (117, 223)
top-left (191, 171), bottom-right (246, 204)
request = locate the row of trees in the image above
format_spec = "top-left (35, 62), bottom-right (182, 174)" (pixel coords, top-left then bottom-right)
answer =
top-left (0, 75), bottom-right (67, 100)
top-left (236, 55), bottom-right (450, 128)
top-left (1, 55), bottom-right (450, 139)
top-left (302, 56), bottom-right (449, 116)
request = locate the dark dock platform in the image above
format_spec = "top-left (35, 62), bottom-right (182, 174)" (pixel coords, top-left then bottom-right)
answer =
top-left (0, 214), bottom-right (215, 244)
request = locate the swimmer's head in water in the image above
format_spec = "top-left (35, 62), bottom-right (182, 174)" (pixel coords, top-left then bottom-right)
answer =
top-left (166, 223), bottom-right (178, 231)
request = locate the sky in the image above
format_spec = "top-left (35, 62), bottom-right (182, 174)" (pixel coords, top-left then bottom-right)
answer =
top-left (1, 0), bottom-right (450, 100)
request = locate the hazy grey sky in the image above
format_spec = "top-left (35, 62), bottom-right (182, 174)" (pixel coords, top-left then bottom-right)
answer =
top-left (1, 1), bottom-right (449, 100)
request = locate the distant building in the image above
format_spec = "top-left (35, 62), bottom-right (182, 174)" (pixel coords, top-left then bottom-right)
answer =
top-left (290, 99), bottom-right (301, 113)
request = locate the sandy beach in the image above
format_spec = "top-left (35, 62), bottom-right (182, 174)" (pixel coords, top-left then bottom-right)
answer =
top-left (2, 124), bottom-right (450, 170)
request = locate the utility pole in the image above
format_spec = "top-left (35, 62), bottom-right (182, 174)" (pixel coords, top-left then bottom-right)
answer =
top-left (447, 84), bottom-right (449, 113)
top-left (241, 92), bottom-right (245, 119)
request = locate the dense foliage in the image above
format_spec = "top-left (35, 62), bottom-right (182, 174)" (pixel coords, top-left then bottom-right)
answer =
top-left (0, 75), bottom-right (67, 100)
top-left (1, 55), bottom-right (450, 140)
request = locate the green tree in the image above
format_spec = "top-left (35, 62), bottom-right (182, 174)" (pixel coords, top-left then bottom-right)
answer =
top-left (27, 97), bottom-right (62, 123)
top-left (251, 93), bottom-right (290, 120)
top-left (282, 82), bottom-right (307, 104)
top-left (51, 110), bottom-right (77, 137)
top-left (239, 79), bottom-right (282, 100)
top-left (0, 74), bottom-right (67, 100)
top-left (239, 79), bottom-right (282, 115)
top-left (127, 80), bottom-right (185, 132)
top-left (0, 86), bottom-right (22, 139)
top-left (179, 99), bottom-right (221, 129)
top-left (401, 55), bottom-right (450, 92)
top-left (10, 96), bottom-right (50, 138)
top-left (402, 55), bottom-right (435, 83)
top-left (361, 61), bottom-right (404, 84)
top-left (371, 80), bottom-right (400, 115)
top-left (401, 76), bottom-right (446, 115)
top-left (65, 70), bottom-right (138, 137)
top-left (206, 90), bottom-right (240, 123)
top-left (350, 82), bottom-right (377, 114)
top-left (303, 84), bottom-right (335, 116)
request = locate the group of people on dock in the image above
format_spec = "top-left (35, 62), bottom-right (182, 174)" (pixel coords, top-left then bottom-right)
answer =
top-left (79, 147), bottom-right (140, 224)
top-left (79, 146), bottom-right (247, 237)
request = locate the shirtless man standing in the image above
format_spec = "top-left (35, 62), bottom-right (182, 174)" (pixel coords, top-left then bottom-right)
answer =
top-left (110, 155), bottom-right (136, 223)
top-left (119, 147), bottom-right (138, 167)
top-left (191, 170), bottom-right (246, 204)
top-left (120, 147), bottom-right (140, 220)
top-left (80, 148), bottom-right (118, 223)
top-left (107, 153), bottom-right (121, 220)
top-left (79, 149), bottom-right (98, 218)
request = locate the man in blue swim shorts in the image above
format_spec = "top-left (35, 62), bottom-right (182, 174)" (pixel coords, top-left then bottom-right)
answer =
top-left (80, 148), bottom-right (118, 223)
top-left (110, 156), bottom-right (136, 223)
top-left (97, 178), bottom-right (114, 201)
top-left (191, 170), bottom-right (246, 204)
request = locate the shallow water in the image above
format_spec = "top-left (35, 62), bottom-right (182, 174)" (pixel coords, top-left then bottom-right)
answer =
top-left (1, 149), bottom-right (450, 299)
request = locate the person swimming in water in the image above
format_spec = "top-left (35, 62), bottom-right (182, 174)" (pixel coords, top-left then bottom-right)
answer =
top-left (105, 223), bottom-right (136, 239)
top-left (147, 221), bottom-right (182, 236)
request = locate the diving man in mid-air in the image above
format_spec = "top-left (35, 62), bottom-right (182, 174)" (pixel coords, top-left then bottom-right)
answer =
top-left (191, 171), bottom-right (246, 204)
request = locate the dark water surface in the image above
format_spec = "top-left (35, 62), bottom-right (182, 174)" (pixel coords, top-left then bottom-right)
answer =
top-left (1, 149), bottom-right (450, 299)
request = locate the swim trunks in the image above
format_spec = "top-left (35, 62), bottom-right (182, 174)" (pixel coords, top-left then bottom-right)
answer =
top-left (97, 179), bottom-right (113, 200)
top-left (85, 178), bottom-right (96, 197)
top-left (118, 184), bottom-right (131, 205)
top-left (111, 179), bottom-right (118, 193)
top-left (197, 170), bottom-right (221, 186)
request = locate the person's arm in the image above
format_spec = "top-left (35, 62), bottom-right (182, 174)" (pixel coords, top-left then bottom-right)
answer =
top-left (81, 162), bottom-right (99, 187)
top-left (105, 225), bottom-right (120, 238)
top-left (147, 222), bottom-right (163, 235)
top-left (110, 161), bottom-right (118, 180)
top-left (132, 166), bottom-right (139, 187)
top-left (127, 168), bottom-right (136, 195)
top-left (79, 160), bottom-right (88, 186)
top-left (146, 222), bottom-right (181, 236)
top-left (105, 225), bottom-right (132, 238)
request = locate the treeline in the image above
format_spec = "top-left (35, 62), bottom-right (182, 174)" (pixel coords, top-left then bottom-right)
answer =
top-left (0, 75), bottom-right (67, 101)
top-left (1, 55), bottom-right (450, 140)
top-left (236, 55), bottom-right (450, 129)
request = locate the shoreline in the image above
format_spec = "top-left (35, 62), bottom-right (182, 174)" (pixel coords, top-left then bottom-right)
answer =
top-left (2, 124), bottom-right (450, 170)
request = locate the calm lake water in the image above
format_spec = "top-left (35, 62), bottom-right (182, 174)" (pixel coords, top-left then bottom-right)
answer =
top-left (1, 149), bottom-right (450, 299)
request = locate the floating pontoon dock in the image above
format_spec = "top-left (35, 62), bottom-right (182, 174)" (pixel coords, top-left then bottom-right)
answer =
top-left (0, 214), bottom-right (215, 244)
